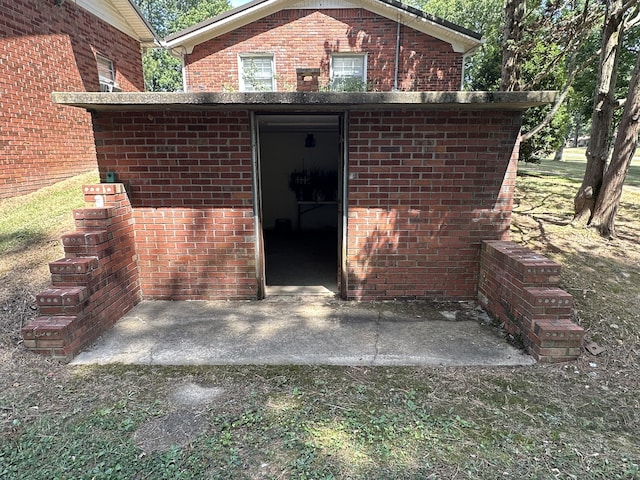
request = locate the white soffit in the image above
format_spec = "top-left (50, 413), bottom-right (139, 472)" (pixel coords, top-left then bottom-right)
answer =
top-left (164, 0), bottom-right (482, 54)
top-left (76, 0), bottom-right (158, 48)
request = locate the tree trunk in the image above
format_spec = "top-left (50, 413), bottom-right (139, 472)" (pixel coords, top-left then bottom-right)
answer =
top-left (573, 0), bottom-right (626, 223)
top-left (553, 144), bottom-right (564, 161)
top-left (501, 0), bottom-right (526, 91)
top-left (589, 50), bottom-right (640, 237)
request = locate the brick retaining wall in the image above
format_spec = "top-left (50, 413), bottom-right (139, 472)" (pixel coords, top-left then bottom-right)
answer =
top-left (478, 240), bottom-right (585, 362)
top-left (22, 184), bottom-right (140, 360)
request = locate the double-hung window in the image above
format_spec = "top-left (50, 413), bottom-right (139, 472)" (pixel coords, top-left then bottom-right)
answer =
top-left (330, 54), bottom-right (367, 91)
top-left (239, 54), bottom-right (275, 92)
top-left (97, 55), bottom-right (120, 92)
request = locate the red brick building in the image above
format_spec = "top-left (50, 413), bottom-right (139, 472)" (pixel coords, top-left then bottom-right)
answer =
top-left (165, 0), bottom-right (482, 93)
top-left (23, 0), bottom-right (584, 362)
top-left (0, 0), bottom-right (156, 199)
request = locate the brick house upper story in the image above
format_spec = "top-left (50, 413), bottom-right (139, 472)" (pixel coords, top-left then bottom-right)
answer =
top-left (165, 0), bottom-right (483, 93)
top-left (0, 0), bottom-right (157, 199)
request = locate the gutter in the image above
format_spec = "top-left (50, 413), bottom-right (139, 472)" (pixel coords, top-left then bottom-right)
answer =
top-left (394, 17), bottom-right (401, 91)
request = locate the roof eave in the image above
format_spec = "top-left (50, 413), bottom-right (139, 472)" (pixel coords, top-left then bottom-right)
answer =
top-left (77, 0), bottom-right (160, 48)
top-left (360, 0), bottom-right (482, 53)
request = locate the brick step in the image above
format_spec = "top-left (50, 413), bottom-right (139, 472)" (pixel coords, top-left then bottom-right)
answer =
top-left (73, 207), bottom-right (116, 229)
top-left (521, 287), bottom-right (573, 320)
top-left (61, 230), bottom-right (110, 257)
top-left (21, 314), bottom-right (89, 360)
top-left (529, 318), bottom-right (585, 363)
top-left (532, 318), bottom-right (585, 346)
top-left (22, 315), bottom-right (77, 350)
top-left (483, 240), bottom-right (562, 287)
top-left (36, 286), bottom-right (89, 315)
top-left (49, 257), bottom-right (99, 286)
top-left (83, 183), bottom-right (125, 197)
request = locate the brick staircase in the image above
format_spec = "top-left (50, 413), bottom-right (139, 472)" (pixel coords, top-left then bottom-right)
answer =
top-left (21, 184), bottom-right (140, 360)
top-left (478, 240), bottom-right (585, 363)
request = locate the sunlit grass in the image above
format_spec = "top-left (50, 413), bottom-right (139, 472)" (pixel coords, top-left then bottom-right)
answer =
top-left (520, 147), bottom-right (640, 187)
top-left (0, 171), bottom-right (98, 255)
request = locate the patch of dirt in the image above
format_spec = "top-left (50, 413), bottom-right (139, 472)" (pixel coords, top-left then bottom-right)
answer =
top-left (133, 410), bottom-right (208, 454)
top-left (169, 382), bottom-right (226, 408)
top-left (130, 382), bottom-right (228, 454)
top-left (0, 238), bottom-right (69, 438)
top-left (0, 240), bottom-right (63, 348)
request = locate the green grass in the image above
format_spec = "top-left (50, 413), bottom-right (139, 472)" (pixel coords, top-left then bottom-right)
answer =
top-left (0, 172), bottom-right (98, 255)
top-left (519, 147), bottom-right (640, 187)
top-left (1, 365), bottom-right (638, 479)
top-left (1, 163), bottom-right (639, 479)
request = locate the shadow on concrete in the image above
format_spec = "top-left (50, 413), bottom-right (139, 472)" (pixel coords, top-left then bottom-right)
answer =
top-left (72, 298), bottom-right (535, 367)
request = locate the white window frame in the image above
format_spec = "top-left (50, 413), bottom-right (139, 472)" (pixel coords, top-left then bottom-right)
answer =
top-left (239, 54), bottom-right (276, 92)
top-left (96, 54), bottom-right (120, 92)
top-left (330, 53), bottom-right (367, 91)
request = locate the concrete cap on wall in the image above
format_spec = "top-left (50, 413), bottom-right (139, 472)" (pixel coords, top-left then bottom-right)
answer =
top-left (52, 91), bottom-right (557, 112)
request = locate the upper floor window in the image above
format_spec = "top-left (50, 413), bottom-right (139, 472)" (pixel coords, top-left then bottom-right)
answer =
top-left (239, 55), bottom-right (275, 92)
top-left (97, 55), bottom-right (120, 92)
top-left (330, 54), bottom-right (367, 91)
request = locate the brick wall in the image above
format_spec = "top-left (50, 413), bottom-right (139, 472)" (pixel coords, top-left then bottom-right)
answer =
top-left (22, 184), bottom-right (141, 360)
top-left (0, 0), bottom-right (145, 200)
top-left (84, 107), bottom-right (522, 303)
top-left (186, 9), bottom-right (462, 92)
top-left (92, 110), bottom-right (257, 300)
top-left (478, 240), bottom-right (585, 362)
top-left (346, 110), bottom-right (522, 300)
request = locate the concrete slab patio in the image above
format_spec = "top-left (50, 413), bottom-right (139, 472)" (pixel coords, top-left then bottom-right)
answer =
top-left (71, 298), bottom-right (536, 367)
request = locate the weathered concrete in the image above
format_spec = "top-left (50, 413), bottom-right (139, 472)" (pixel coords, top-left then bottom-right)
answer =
top-left (52, 91), bottom-right (557, 111)
top-left (71, 298), bottom-right (535, 367)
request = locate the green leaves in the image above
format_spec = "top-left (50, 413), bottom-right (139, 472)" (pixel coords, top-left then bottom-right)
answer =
top-left (171, 0), bottom-right (230, 32)
top-left (134, 0), bottom-right (232, 91)
top-left (142, 49), bottom-right (182, 92)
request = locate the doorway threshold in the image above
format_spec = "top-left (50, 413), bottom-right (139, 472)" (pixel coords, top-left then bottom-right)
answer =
top-left (266, 285), bottom-right (336, 297)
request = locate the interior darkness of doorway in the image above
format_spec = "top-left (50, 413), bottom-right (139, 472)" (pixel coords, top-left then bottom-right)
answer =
top-left (264, 229), bottom-right (338, 292)
top-left (258, 114), bottom-right (341, 294)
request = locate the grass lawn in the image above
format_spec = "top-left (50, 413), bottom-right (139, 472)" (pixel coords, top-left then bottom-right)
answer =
top-left (1, 160), bottom-right (639, 479)
top-left (519, 147), bottom-right (640, 188)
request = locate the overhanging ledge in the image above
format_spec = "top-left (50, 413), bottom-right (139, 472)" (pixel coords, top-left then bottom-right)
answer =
top-left (52, 91), bottom-right (557, 112)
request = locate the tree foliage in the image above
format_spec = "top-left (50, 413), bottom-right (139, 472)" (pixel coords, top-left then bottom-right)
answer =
top-left (411, 0), bottom-right (600, 161)
top-left (134, 0), bottom-right (231, 91)
top-left (407, 0), bottom-right (504, 90)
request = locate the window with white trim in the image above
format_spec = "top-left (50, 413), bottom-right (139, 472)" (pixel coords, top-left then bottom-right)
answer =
top-left (239, 55), bottom-right (275, 92)
top-left (97, 55), bottom-right (120, 92)
top-left (330, 54), bottom-right (367, 91)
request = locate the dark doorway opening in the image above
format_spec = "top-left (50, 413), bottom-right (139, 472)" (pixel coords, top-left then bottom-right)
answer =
top-left (264, 229), bottom-right (338, 292)
top-left (257, 114), bottom-right (341, 296)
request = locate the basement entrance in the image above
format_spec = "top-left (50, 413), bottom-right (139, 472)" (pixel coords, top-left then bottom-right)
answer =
top-left (255, 113), bottom-right (344, 297)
